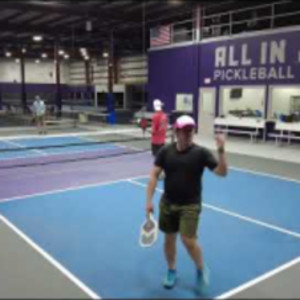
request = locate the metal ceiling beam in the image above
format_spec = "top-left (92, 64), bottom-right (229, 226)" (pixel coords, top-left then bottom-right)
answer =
top-left (9, 13), bottom-right (47, 25)
top-left (0, 11), bottom-right (24, 22)
top-left (0, 1), bottom-right (131, 22)
top-left (95, 0), bottom-right (134, 10)
top-left (0, 17), bottom-right (90, 40)
top-left (0, 0), bottom-right (237, 58)
top-left (28, 14), bottom-right (63, 26)
top-left (0, 0), bottom-right (190, 31)
top-left (0, 2), bottom-right (198, 41)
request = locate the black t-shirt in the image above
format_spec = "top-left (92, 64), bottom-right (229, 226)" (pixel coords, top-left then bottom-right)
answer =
top-left (154, 143), bottom-right (218, 206)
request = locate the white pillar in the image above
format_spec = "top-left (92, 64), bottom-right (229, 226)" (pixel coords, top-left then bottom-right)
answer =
top-left (195, 5), bottom-right (202, 41)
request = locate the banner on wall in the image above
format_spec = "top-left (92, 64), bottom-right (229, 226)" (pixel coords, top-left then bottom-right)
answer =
top-left (175, 94), bottom-right (193, 112)
top-left (213, 40), bottom-right (295, 81)
top-left (201, 30), bottom-right (300, 84)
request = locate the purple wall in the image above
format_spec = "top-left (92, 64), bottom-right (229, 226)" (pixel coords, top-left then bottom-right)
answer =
top-left (148, 28), bottom-right (300, 120)
top-left (148, 45), bottom-right (199, 120)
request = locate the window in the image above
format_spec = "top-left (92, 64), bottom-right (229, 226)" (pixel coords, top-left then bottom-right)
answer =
top-left (230, 88), bottom-right (243, 99)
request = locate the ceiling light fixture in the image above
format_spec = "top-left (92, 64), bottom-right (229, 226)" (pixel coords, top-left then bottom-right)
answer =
top-left (168, 0), bottom-right (182, 5)
top-left (33, 35), bottom-right (43, 42)
top-left (86, 20), bottom-right (92, 32)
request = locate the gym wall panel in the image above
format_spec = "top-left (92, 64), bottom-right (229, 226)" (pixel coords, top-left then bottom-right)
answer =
top-left (119, 55), bottom-right (147, 84)
top-left (148, 45), bottom-right (198, 115)
top-left (0, 59), bottom-right (70, 84)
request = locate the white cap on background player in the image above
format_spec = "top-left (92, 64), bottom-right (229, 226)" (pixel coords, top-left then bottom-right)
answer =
top-left (153, 99), bottom-right (163, 111)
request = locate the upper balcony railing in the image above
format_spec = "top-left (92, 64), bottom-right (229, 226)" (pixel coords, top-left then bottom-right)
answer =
top-left (149, 0), bottom-right (300, 48)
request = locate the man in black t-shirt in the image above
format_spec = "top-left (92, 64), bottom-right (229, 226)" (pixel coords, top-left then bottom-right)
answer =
top-left (146, 115), bottom-right (227, 295)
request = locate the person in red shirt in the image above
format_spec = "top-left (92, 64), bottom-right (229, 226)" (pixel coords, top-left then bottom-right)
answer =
top-left (151, 99), bottom-right (168, 157)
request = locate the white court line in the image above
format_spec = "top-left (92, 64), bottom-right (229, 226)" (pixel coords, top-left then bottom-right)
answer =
top-left (229, 166), bottom-right (300, 185)
top-left (127, 179), bottom-right (300, 239)
top-left (0, 174), bottom-right (149, 204)
top-left (204, 203), bottom-right (300, 239)
top-left (215, 255), bottom-right (300, 299)
top-left (0, 214), bottom-right (100, 299)
top-left (3, 139), bottom-right (47, 156)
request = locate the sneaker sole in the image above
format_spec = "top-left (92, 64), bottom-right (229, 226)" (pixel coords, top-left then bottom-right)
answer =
top-left (163, 278), bottom-right (178, 289)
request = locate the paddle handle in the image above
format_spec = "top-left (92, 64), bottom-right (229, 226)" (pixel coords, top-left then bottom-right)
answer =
top-left (147, 212), bottom-right (154, 221)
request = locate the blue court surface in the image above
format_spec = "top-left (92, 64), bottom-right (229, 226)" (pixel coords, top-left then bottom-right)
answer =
top-left (0, 169), bottom-right (300, 298)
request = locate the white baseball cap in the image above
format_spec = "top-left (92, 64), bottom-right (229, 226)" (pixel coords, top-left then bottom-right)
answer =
top-left (174, 115), bottom-right (195, 129)
top-left (153, 99), bottom-right (163, 111)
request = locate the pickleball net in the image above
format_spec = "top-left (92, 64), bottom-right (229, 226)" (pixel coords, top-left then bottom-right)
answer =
top-left (0, 128), bottom-right (155, 169)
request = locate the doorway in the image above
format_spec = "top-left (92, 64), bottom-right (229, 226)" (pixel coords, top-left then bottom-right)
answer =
top-left (198, 87), bottom-right (216, 138)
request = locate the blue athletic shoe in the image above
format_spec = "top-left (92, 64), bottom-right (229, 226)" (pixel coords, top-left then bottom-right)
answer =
top-left (163, 269), bottom-right (177, 289)
top-left (195, 266), bottom-right (210, 296)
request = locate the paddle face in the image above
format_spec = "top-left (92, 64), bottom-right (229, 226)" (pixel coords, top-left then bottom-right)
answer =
top-left (139, 213), bottom-right (158, 247)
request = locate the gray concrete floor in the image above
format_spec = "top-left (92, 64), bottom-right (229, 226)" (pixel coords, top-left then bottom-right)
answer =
top-left (0, 216), bottom-right (96, 299)
top-left (228, 259), bottom-right (300, 299)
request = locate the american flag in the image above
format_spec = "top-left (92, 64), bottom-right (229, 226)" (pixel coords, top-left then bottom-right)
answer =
top-left (150, 25), bottom-right (171, 47)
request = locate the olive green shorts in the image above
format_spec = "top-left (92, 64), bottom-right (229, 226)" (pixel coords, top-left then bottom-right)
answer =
top-left (159, 196), bottom-right (201, 238)
top-left (35, 115), bottom-right (45, 124)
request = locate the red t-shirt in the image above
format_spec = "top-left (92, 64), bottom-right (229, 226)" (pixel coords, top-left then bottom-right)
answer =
top-left (151, 111), bottom-right (168, 144)
top-left (140, 118), bottom-right (148, 130)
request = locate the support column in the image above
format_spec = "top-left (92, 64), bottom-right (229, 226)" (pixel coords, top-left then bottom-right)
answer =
top-left (85, 59), bottom-right (92, 103)
top-left (106, 32), bottom-right (115, 124)
top-left (20, 50), bottom-right (27, 113)
top-left (195, 5), bottom-right (202, 41)
top-left (85, 59), bottom-right (91, 85)
top-left (0, 89), bottom-right (2, 110)
top-left (55, 40), bottom-right (62, 117)
top-left (113, 57), bottom-right (119, 84)
top-left (108, 47), bottom-right (113, 94)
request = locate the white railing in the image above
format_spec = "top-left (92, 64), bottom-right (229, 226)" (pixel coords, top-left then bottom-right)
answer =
top-left (149, 0), bottom-right (300, 48)
top-left (171, 18), bottom-right (195, 44)
top-left (201, 0), bottom-right (293, 38)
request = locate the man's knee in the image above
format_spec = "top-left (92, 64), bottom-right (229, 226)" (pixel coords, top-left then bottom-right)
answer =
top-left (165, 233), bottom-right (177, 246)
top-left (181, 235), bottom-right (197, 249)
